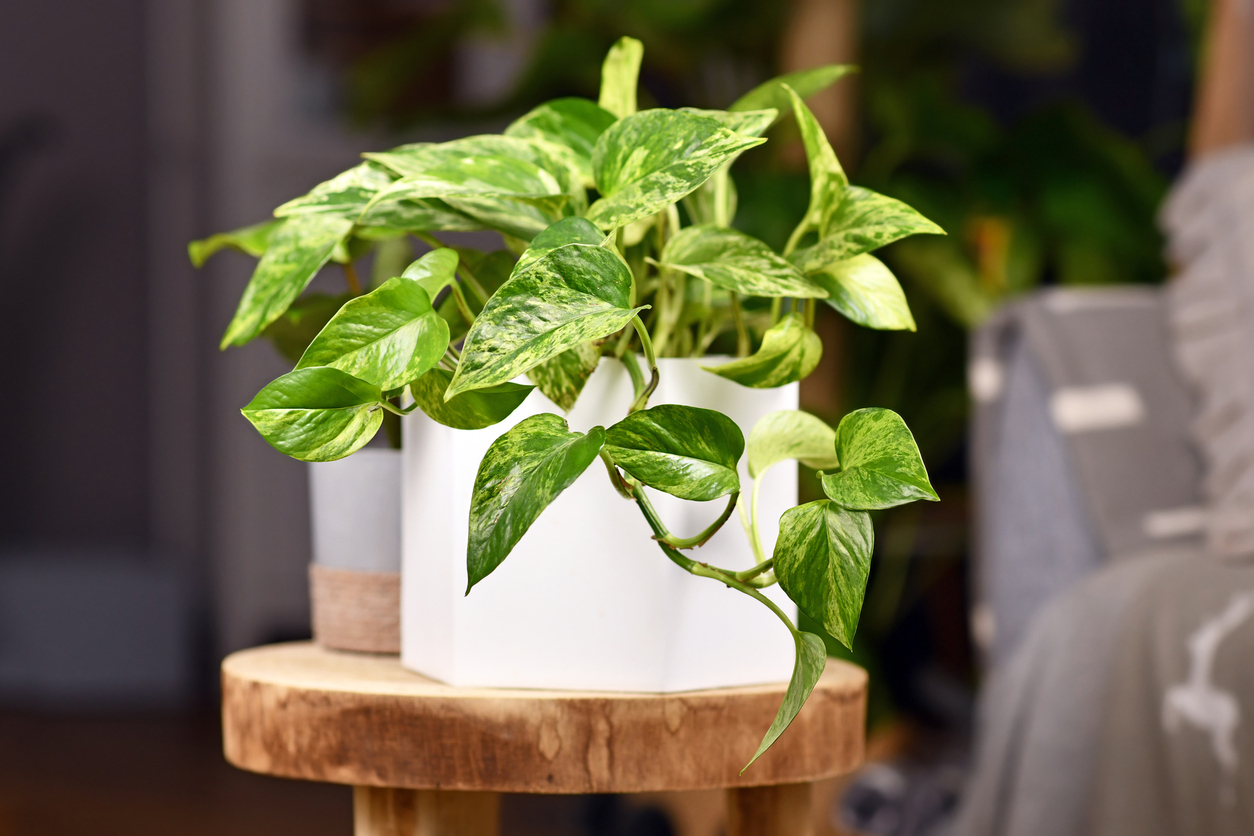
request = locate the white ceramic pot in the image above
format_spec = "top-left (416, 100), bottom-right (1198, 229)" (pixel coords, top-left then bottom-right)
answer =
top-left (401, 358), bottom-right (797, 692)
top-left (308, 448), bottom-right (402, 652)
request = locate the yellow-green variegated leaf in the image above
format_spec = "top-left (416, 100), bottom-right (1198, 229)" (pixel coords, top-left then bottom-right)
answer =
top-left (220, 214), bottom-right (354, 348)
top-left (357, 194), bottom-right (481, 233)
top-left (731, 64), bottom-right (856, 125)
top-left (598, 36), bottom-right (644, 119)
top-left (447, 244), bottom-right (644, 398)
top-left (789, 186), bottom-right (947, 273)
top-left (506, 98), bottom-right (617, 187)
top-left (603, 404), bottom-right (744, 501)
top-left (410, 368), bottom-right (534, 430)
top-left (747, 410), bottom-right (841, 479)
top-left (679, 107), bottom-right (777, 138)
top-left (743, 630), bottom-right (828, 771)
top-left (674, 109), bottom-right (774, 227)
top-left (661, 225), bottom-right (826, 298)
top-left (702, 313), bottom-right (822, 388)
top-left (400, 248), bottom-right (461, 300)
top-left (785, 85), bottom-right (847, 241)
top-left (261, 292), bottom-right (351, 365)
top-left (820, 408), bottom-right (939, 510)
top-left (188, 219), bottom-right (280, 267)
top-left (812, 253), bottom-right (916, 331)
top-left (587, 110), bottom-right (766, 230)
top-left (528, 341), bottom-right (602, 412)
top-left (517, 217), bottom-right (606, 270)
top-left (295, 277), bottom-right (449, 391)
top-left (241, 367), bottom-right (383, 462)
top-left (773, 500), bottom-right (873, 648)
top-left (274, 163), bottom-right (394, 218)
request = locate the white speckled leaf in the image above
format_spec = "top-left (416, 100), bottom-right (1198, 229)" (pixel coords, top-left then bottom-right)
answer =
top-left (221, 214), bottom-right (354, 348)
top-left (661, 225), bottom-right (826, 298)
top-left (785, 86), bottom-right (848, 242)
top-left (274, 163), bottom-right (395, 218)
top-left (747, 410), bottom-right (841, 479)
top-left (506, 98), bottom-right (617, 186)
top-left (188, 219), bottom-right (281, 267)
top-left (586, 110), bottom-right (766, 230)
top-left (447, 244), bottom-right (644, 398)
top-left (603, 404), bottom-right (744, 501)
top-left (789, 186), bottom-right (947, 273)
top-left (821, 408), bottom-right (938, 510)
top-left (598, 37), bottom-right (644, 119)
top-left (702, 313), bottom-right (822, 388)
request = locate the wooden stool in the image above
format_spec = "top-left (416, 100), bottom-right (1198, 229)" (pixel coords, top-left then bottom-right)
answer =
top-left (221, 642), bottom-right (867, 835)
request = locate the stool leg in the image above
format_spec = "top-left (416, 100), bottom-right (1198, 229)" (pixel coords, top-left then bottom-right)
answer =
top-left (353, 787), bottom-right (500, 836)
top-left (726, 783), bottom-right (812, 836)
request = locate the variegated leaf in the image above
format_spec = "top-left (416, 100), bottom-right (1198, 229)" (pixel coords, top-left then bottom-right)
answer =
top-left (188, 219), bottom-right (280, 267)
top-left (661, 225), bottom-right (826, 298)
top-left (587, 110), bottom-right (766, 230)
top-left (789, 186), bottom-right (946, 273)
top-left (702, 313), bottom-right (822, 388)
top-left (506, 97), bottom-right (617, 186)
top-left (811, 253), bottom-right (916, 331)
top-left (743, 631), bottom-right (828, 771)
top-left (447, 244), bottom-right (643, 398)
top-left (603, 404), bottom-right (744, 501)
top-left (274, 162), bottom-right (394, 218)
top-left (598, 36), bottom-right (644, 119)
top-left (528, 341), bottom-right (602, 412)
top-left (731, 64), bottom-right (856, 125)
top-left (410, 368), bottom-right (534, 430)
top-left (241, 367), bottom-right (383, 462)
top-left (747, 410), bottom-right (841, 479)
top-left (785, 85), bottom-right (847, 242)
top-left (820, 408), bottom-right (938, 510)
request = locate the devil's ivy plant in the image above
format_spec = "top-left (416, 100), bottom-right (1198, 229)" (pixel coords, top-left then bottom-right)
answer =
top-left (193, 38), bottom-right (944, 770)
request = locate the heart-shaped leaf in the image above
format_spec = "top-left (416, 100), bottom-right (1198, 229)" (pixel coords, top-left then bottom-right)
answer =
top-left (506, 98), bottom-right (617, 186)
top-left (188, 219), bottom-right (280, 267)
top-left (773, 500), bottom-right (873, 648)
top-left (603, 404), bottom-right (744, 501)
top-left (357, 194), bottom-right (481, 233)
top-left (702, 313), bottom-right (822, 388)
top-left (400, 248), bottom-right (462, 300)
top-left (743, 630), bottom-right (828, 771)
top-left (274, 162), bottom-right (394, 219)
top-left (821, 408), bottom-right (938, 510)
top-left (587, 110), bottom-right (766, 230)
top-left (518, 217), bottom-right (606, 270)
top-left (679, 107), bottom-right (777, 138)
top-left (409, 368), bottom-right (534, 430)
top-left (241, 367), bottom-right (383, 462)
top-left (731, 64), bottom-right (856, 122)
top-left (747, 410), bottom-right (841, 479)
top-left (295, 277), bottom-right (449, 391)
top-left (468, 414), bottom-right (606, 591)
top-left (661, 225), bottom-right (826, 298)
top-left (811, 253), bottom-right (916, 331)
top-left (598, 36), bottom-right (644, 119)
top-left (789, 186), bottom-right (946, 273)
top-left (221, 214), bottom-right (354, 348)
top-left (447, 243), bottom-right (643, 398)
top-left (528, 341), bottom-right (602, 412)
top-left (785, 85), bottom-right (848, 244)
top-left (262, 292), bottom-right (352, 364)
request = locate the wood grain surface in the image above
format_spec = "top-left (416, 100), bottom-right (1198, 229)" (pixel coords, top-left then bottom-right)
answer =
top-left (222, 643), bottom-right (866, 794)
top-left (309, 565), bottom-right (400, 654)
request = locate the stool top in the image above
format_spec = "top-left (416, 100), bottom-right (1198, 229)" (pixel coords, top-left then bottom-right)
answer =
top-left (222, 642), bottom-right (866, 794)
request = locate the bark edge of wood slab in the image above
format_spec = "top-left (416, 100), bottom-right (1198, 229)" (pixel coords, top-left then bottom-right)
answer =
top-left (221, 642), bottom-right (866, 794)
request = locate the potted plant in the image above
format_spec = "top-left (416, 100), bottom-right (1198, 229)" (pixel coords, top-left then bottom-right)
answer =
top-left (200, 37), bottom-right (943, 768)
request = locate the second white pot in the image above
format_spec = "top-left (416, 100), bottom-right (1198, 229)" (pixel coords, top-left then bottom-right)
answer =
top-left (401, 357), bottom-right (797, 692)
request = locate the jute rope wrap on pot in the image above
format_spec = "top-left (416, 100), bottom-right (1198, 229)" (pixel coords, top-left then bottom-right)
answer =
top-left (309, 564), bottom-right (400, 653)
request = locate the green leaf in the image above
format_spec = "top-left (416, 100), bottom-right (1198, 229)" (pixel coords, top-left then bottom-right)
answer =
top-left (661, 225), bottom-right (826, 298)
top-left (241, 367), bottom-right (383, 462)
top-left (274, 162), bottom-right (394, 219)
top-left (188, 219), bottom-right (280, 267)
top-left (773, 501), bottom-right (874, 648)
top-left (743, 631), bottom-right (828, 771)
top-left (261, 292), bottom-right (351, 365)
top-left (401, 248), bottom-right (461, 299)
top-left (811, 253), bottom-right (916, 331)
top-left (747, 410), bottom-right (840, 479)
top-left (506, 97), bottom-right (617, 186)
top-left (731, 64), bottom-right (857, 122)
top-left (785, 85), bottom-right (847, 242)
top-left (679, 107), bottom-right (777, 138)
top-left (357, 194), bottom-right (481, 233)
top-left (295, 277), bottom-right (449, 391)
top-left (518, 217), bottom-right (606, 270)
top-left (597, 36), bottom-right (644, 119)
top-left (820, 408), bottom-right (939, 510)
top-left (467, 414), bottom-right (606, 591)
top-left (702, 313), bottom-right (822, 388)
top-left (789, 186), bottom-right (946, 273)
top-left (528, 342), bottom-right (602, 412)
top-left (447, 244), bottom-right (643, 398)
top-left (221, 214), bottom-right (354, 348)
top-left (409, 368), bottom-right (534, 430)
top-left (603, 404), bottom-right (744, 501)
top-left (587, 110), bottom-right (766, 230)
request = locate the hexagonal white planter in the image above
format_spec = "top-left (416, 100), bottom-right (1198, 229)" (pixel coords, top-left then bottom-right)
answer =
top-left (401, 358), bottom-right (797, 692)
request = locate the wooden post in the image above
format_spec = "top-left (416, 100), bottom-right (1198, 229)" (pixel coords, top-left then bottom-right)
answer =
top-left (726, 783), bottom-right (813, 836)
top-left (353, 787), bottom-right (500, 836)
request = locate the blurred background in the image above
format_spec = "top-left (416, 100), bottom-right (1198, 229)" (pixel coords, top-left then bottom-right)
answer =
top-left (0, 0), bottom-right (1210, 833)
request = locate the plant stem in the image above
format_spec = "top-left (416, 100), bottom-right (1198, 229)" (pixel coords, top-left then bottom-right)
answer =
top-left (655, 492), bottom-right (740, 549)
top-left (804, 297), bottom-right (817, 328)
top-left (629, 316), bottom-right (659, 413)
top-left (729, 291), bottom-right (750, 357)
top-left (783, 220), bottom-right (807, 258)
top-left (449, 284), bottom-right (475, 327)
top-left (600, 450), bottom-right (635, 499)
top-left (770, 297), bottom-right (782, 326)
top-left (343, 261), bottom-right (362, 295)
top-left (456, 262), bottom-right (489, 305)
top-left (733, 557), bottom-right (774, 582)
top-left (621, 352), bottom-right (644, 402)
top-left (413, 230), bottom-right (443, 251)
top-left (377, 399), bottom-right (420, 416)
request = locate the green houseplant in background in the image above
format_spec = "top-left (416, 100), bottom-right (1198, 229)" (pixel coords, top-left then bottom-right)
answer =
top-left (193, 37), bottom-right (944, 768)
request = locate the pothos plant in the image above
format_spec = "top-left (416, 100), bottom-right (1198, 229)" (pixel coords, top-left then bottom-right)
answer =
top-left (193, 38), bottom-right (944, 769)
